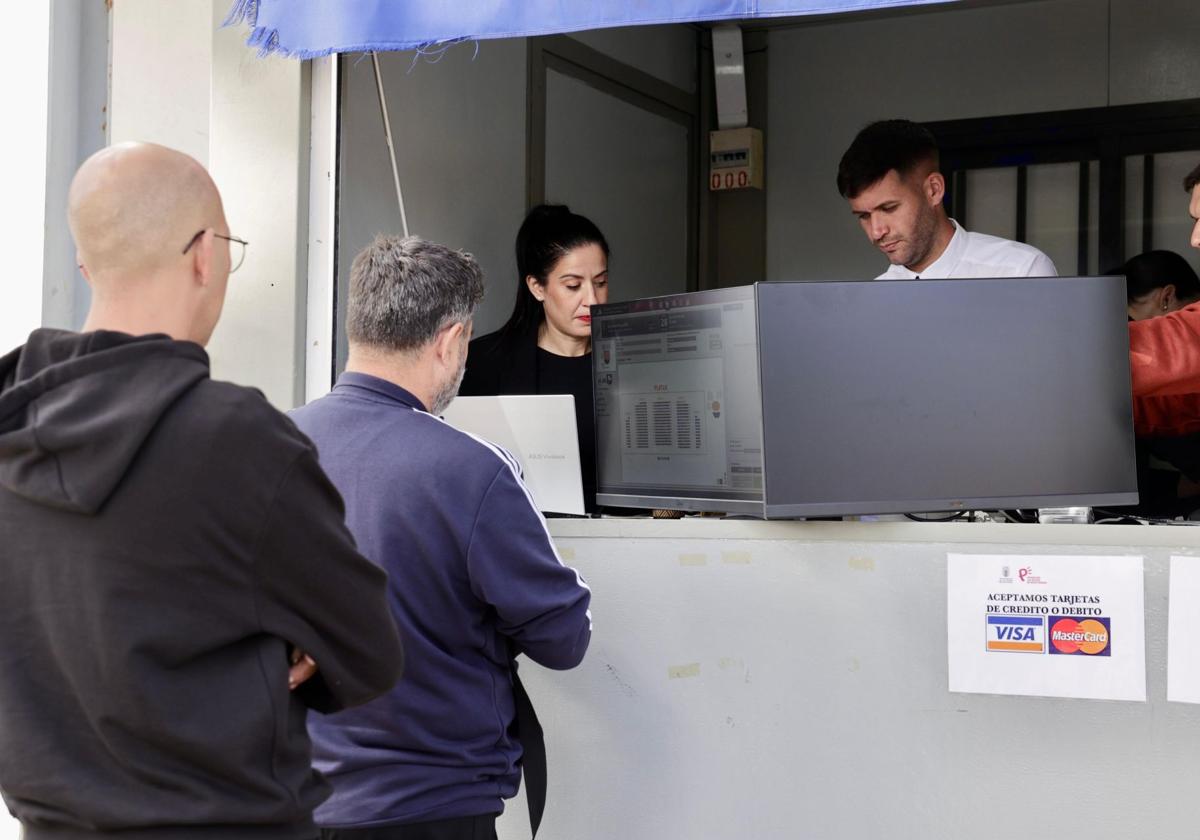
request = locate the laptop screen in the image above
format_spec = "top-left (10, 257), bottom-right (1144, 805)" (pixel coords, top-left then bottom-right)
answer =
top-left (440, 394), bottom-right (586, 515)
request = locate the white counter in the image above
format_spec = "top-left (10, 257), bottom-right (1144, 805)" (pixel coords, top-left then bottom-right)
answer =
top-left (545, 516), bottom-right (1200, 546)
top-left (497, 518), bottom-right (1200, 840)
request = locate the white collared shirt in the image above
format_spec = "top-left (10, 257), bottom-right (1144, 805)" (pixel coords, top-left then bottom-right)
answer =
top-left (876, 219), bottom-right (1058, 280)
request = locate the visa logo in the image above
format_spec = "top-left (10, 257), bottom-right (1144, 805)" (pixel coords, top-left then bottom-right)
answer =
top-left (986, 615), bottom-right (1046, 653)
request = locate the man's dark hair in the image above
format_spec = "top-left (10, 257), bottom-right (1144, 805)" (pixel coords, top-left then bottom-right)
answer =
top-left (837, 119), bottom-right (940, 200)
top-left (347, 235), bottom-right (485, 353)
top-left (1184, 162), bottom-right (1200, 193)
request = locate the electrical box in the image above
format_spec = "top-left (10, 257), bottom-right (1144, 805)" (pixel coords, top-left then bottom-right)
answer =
top-left (709, 127), bottom-right (763, 191)
top-left (711, 24), bottom-right (748, 129)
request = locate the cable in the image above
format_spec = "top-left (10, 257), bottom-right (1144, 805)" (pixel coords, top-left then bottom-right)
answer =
top-left (905, 511), bottom-right (967, 522)
top-left (887, 507), bottom-right (1200, 526)
top-left (1093, 508), bottom-right (1200, 526)
top-left (371, 52), bottom-right (410, 238)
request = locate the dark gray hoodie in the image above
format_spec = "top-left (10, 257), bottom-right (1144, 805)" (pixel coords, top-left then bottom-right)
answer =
top-left (0, 329), bottom-right (403, 840)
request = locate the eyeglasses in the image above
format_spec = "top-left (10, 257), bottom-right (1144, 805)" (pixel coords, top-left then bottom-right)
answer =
top-left (182, 229), bottom-right (249, 273)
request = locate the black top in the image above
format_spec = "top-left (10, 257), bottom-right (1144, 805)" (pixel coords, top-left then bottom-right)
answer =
top-left (0, 329), bottom-right (403, 839)
top-left (460, 324), bottom-right (599, 512)
top-left (536, 347), bottom-right (596, 510)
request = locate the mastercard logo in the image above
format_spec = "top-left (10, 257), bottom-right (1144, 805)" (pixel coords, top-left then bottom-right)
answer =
top-left (1048, 616), bottom-right (1111, 656)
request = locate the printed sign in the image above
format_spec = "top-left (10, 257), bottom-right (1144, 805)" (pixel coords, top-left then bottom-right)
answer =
top-left (1168, 556), bottom-right (1200, 703)
top-left (947, 554), bottom-right (1145, 701)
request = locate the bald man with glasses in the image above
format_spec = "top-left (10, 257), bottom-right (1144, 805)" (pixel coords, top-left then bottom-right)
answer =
top-left (0, 142), bottom-right (404, 840)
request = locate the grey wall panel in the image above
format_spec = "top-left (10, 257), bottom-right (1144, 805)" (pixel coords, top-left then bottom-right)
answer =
top-left (965, 167), bottom-right (1018, 243)
top-left (1150, 151), bottom-right (1200, 270)
top-left (1025, 162), bottom-right (1080, 274)
top-left (1110, 0), bottom-right (1200, 106)
top-left (1122, 151), bottom-right (1200, 275)
top-left (337, 42), bottom-right (527, 364)
top-left (1124, 155), bottom-right (1146, 268)
top-left (545, 70), bottom-right (690, 303)
top-left (569, 25), bottom-right (699, 93)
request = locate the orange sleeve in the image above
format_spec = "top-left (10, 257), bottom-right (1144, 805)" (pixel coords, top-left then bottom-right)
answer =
top-left (1129, 304), bottom-right (1200, 397)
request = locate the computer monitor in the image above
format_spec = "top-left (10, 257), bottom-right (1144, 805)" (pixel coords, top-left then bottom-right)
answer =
top-left (754, 277), bottom-right (1137, 517)
top-left (592, 286), bottom-right (765, 514)
top-left (591, 277), bottom-right (1139, 518)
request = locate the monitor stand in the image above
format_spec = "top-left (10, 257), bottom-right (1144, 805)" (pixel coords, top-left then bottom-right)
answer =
top-left (1037, 507), bottom-right (1093, 524)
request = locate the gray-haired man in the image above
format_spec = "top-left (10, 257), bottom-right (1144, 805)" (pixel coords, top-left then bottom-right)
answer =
top-left (289, 235), bottom-right (591, 840)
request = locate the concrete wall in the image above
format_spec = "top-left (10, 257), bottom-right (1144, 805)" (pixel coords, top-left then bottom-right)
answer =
top-left (110, 0), bottom-right (308, 408)
top-left (766, 0), bottom-right (1200, 282)
top-left (501, 519), bottom-right (1200, 840)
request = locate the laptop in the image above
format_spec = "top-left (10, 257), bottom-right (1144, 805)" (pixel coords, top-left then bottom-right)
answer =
top-left (440, 394), bottom-right (586, 515)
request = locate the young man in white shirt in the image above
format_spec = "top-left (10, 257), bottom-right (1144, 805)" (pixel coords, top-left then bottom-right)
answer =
top-left (837, 119), bottom-right (1057, 280)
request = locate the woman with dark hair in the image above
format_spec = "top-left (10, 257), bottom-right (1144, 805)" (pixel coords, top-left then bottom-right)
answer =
top-left (459, 204), bottom-right (610, 511)
top-left (1123, 249), bottom-right (1200, 321)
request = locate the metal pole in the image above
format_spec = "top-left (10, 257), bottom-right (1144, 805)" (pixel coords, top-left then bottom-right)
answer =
top-left (371, 51), bottom-right (409, 238)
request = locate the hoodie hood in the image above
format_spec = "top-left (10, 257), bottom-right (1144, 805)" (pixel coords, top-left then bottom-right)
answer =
top-left (0, 329), bottom-right (209, 514)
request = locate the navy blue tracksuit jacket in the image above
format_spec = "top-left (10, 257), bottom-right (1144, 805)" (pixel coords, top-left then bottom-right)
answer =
top-left (289, 372), bottom-right (591, 828)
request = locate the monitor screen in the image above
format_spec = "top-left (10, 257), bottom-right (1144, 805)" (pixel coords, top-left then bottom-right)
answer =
top-left (755, 276), bottom-right (1138, 517)
top-left (591, 286), bottom-right (765, 513)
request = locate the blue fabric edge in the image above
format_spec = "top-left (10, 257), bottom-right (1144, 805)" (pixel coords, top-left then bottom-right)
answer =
top-left (223, 0), bottom-right (958, 60)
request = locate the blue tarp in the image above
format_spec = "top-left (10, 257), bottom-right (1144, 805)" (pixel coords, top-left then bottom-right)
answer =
top-left (227, 0), bottom-right (959, 58)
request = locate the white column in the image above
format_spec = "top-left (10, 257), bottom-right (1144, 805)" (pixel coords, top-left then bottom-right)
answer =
top-left (306, 56), bottom-right (339, 402)
top-left (0, 3), bottom-right (51, 354)
top-left (0, 11), bottom-right (49, 831)
top-left (109, 0), bottom-right (213, 164)
top-left (1, 4), bottom-right (98, 836)
top-left (207, 1), bottom-right (308, 408)
top-left (108, 0), bottom-right (308, 409)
